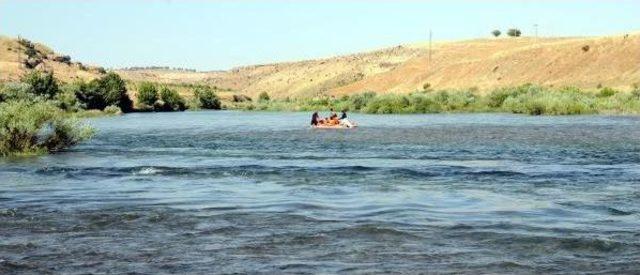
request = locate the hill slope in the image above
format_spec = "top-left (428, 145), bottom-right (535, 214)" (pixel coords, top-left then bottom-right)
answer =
top-left (117, 33), bottom-right (640, 98)
top-left (0, 36), bottom-right (104, 83)
top-left (335, 34), bottom-right (640, 95)
top-left (2, 33), bottom-right (639, 98)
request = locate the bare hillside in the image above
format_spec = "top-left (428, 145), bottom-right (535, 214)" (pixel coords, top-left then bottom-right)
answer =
top-left (2, 33), bottom-right (639, 98)
top-left (0, 36), bottom-right (105, 83)
top-left (335, 34), bottom-right (640, 95)
top-left (117, 33), bottom-right (640, 98)
top-left (117, 45), bottom-right (425, 98)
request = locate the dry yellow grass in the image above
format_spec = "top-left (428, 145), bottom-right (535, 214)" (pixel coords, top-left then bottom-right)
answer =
top-left (0, 36), bottom-right (104, 83)
top-left (117, 33), bottom-right (640, 98)
top-left (336, 34), bottom-right (640, 95)
top-left (2, 33), bottom-right (639, 100)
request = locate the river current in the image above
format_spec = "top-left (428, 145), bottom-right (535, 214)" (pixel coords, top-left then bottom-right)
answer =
top-left (1, 111), bottom-right (639, 274)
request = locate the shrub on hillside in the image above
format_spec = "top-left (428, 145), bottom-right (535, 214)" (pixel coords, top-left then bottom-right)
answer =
top-left (17, 37), bottom-right (38, 59)
top-left (597, 87), bottom-right (618, 98)
top-left (52, 55), bottom-right (71, 64)
top-left (137, 82), bottom-right (158, 106)
top-left (159, 87), bottom-right (186, 111)
top-left (258, 91), bottom-right (270, 102)
top-left (492, 30), bottom-right (501, 37)
top-left (232, 94), bottom-right (252, 102)
top-left (194, 86), bottom-right (220, 109)
top-left (0, 100), bottom-right (94, 156)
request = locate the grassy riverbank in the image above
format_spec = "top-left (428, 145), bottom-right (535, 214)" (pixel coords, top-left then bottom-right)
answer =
top-left (225, 85), bottom-right (640, 115)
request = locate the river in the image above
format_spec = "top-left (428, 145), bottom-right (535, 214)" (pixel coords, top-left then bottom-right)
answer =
top-left (1, 111), bottom-right (639, 273)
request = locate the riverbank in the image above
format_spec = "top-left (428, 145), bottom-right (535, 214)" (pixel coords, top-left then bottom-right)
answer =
top-left (223, 84), bottom-right (640, 116)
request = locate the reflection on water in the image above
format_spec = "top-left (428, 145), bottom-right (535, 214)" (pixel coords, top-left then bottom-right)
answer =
top-left (1, 111), bottom-right (639, 273)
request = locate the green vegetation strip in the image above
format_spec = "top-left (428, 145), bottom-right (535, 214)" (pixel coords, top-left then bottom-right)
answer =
top-left (227, 85), bottom-right (640, 116)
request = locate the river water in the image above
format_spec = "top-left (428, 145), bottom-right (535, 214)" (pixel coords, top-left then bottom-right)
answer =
top-left (1, 111), bottom-right (639, 274)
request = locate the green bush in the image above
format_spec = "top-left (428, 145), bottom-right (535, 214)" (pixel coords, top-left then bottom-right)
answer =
top-left (221, 84), bottom-right (638, 115)
top-left (364, 94), bottom-right (411, 114)
top-left (501, 86), bottom-right (595, 115)
top-left (0, 82), bottom-right (41, 103)
top-left (486, 85), bottom-right (537, 108)
top-left (258, 91), bottom-right (270, 102)
top-left (597, 87), bottom-right (618, 98)
top-left (407, 93), bottom-right (441, 113)
top-left (21, 71), bottom-right (59, 99)
top-left (54, 85), bottom-right (82, 112)
top-left (348, 92), bottom-right (376, 111)
top-left (98, 73), bottom-right (133, 112)
top-left (194, 86), bottom-right (220, 109)
top-left (428, 90), bottom-right (477, 111)
top-left (0, 100), bottom-right (94, 156)
top-left (159, 87), bottom-right (186, 111)
top-left (137, 82), bottom-right (158, 106)
top-left (74, 73), bottom-right (133, 112)
top-left (73, 80), bottom-right (104, 110)
top-left (492, 30), bottom-right (501, 37)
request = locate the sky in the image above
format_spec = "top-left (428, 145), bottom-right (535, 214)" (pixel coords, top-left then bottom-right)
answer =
top-left (0, 0), bottom-right (638, 70)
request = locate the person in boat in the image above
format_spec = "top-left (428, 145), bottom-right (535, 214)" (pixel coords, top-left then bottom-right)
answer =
top-left (338, 109), bottom-right (355, 128)
top-left (340, 110), bottom-right (347, 120)
top-left (329, 108), bottom-right (337, 119)
top-left (311, 112), bottom-right (320, 126)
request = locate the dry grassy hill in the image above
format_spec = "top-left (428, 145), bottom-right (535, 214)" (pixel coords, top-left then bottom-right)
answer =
top-left (117, 32), bottom-right (640, 99)
top-left (2, 33), bottom-right (639, 100)
top-left (0, 36), bottom-right (105, 83)
top-left (335, 34), bottom-right (640, 95)
top-left (117, 45), bottom-right (425, 99)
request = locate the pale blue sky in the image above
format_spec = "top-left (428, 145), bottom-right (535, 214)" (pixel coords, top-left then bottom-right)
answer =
top-left (1, 0), bottom-right (637, 70)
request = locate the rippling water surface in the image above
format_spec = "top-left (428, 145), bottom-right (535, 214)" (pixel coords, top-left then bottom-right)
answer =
top-left (1, 111), bottom-right (640, 274)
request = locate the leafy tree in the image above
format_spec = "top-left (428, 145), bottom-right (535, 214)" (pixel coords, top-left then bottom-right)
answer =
top-left (97, 73), bottom-right (133, 112)
top-left (258, 91), bottom-right (270, 102)
top-left (193, 86), bottom-right (220, 109)
top-left (137, 82), bottom-right (158, 106)
top-left (507, 28), bottom-right (522, 37)
top-left (491, 30), bottom-right (501, 37)
top-left (73, 80), bottom-right (105, 110)
top-left (74, 73), bottom-right (133, 112)
top-left (21, 71), bottom-right (59, 99)
top-left (159, 87), bottom-right (186, 111)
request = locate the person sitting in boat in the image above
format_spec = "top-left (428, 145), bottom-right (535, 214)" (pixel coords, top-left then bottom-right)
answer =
top-left (339, 110), bottom-right (355, 128)
top-left (340, 110), bottom-right (347, 120)
top-left (311, 112), bottom-right (320, 126)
